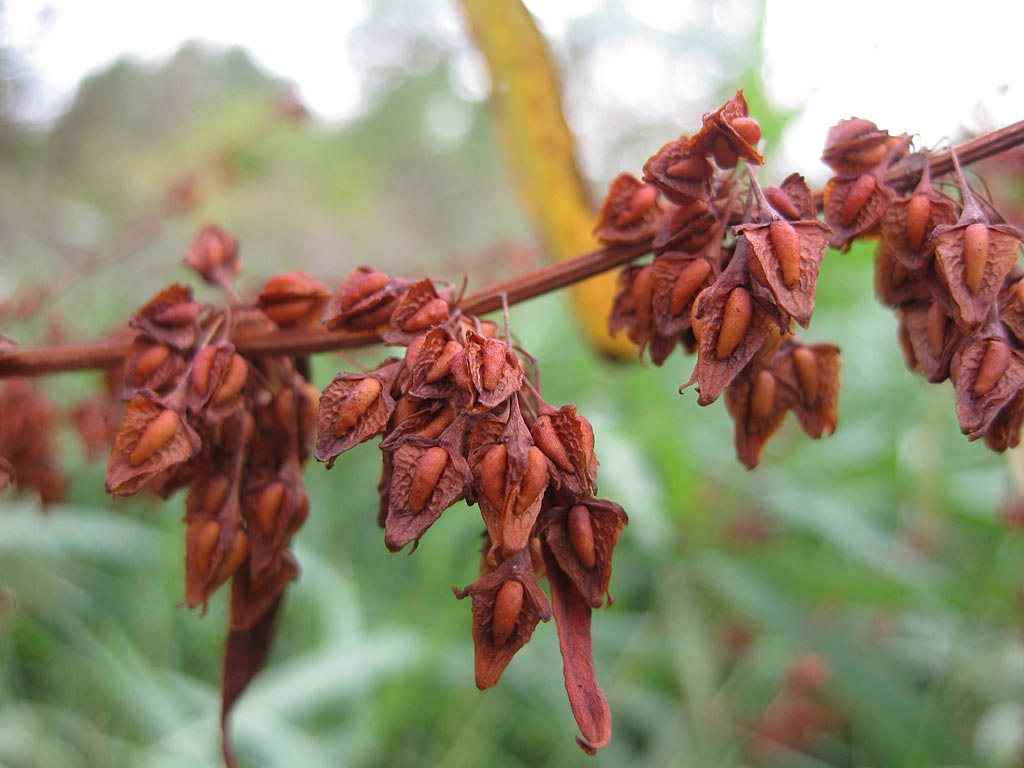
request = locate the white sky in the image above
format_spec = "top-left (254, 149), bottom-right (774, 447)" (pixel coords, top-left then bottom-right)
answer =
top-left (2, 0), bottom-right (1023, 177)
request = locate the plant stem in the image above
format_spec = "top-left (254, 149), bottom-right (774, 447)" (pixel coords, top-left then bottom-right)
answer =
top-left (2, 121), bottom-right (1022, 379)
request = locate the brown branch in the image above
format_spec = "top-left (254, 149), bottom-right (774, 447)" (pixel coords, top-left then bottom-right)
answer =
top-left (2, 120), bottom-right (1022, 380)
top-left (0, 241), bottom-right (651, 378)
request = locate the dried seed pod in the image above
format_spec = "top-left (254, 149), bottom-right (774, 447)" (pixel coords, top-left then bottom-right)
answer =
top-left (409, 446), bottom-right (450, 514)
top-left (531, 406), bottom-right (598, 498)
top-left (567, 504), bottom-right (597, 569)
top-left (106, 394), bottom-right (201, 497)
top-left (952, 335), bottom-right (1024, 450)
top-left (450, 332), bottom-right (524, 413)
top-left (384, 278), bottom-right (455, 344)
top-left (594, 173), bottom-right (663, 244)
top-left (740, 216), bottom-right (831, 328)
top-left (453, 548), bottom-right (552, 690)
top-left (779, 341), bottom-right (841, 439)
top-left (821, 118), bottom-right (904, 175)
top-left (540, 497), bottom-right (628, 610)
top-left (642, 138), bottom-right (714, 204)
top-left (184, 224), bottom-right (240, 288)
top-left (963, 223), bottom-right (990, 295)
top-left (823, 172), bottom-right (894, 250)
top-left (749, 370), bottom-right (777, 420)
top-left (791, 347), bottom-right (820, 406)
top-left (338, 268), bottom-right (390, 311)
top-left (688, 262), bottom-right (781, 406)
top-left (717, 287), bottom-right (753, 359)
top-left (129, 409), bottom-right (181, 466)
top-left (670, 259), bottom-right (713, 316)
top-left (384, 440), bottom-right (468, 552)
top-left (315, 361), bottom-right (400, 466)
top-left (724, 363), bottom-right (792, 469)
top-left (492, 579), bottom-right (524, 647)
top-left (130, 284), bottom-right (201, 351)
top-left (973, 340), bottom-right (1010, 396)
top-left (687, 90), bottom-right (764, 165)
top-left (323, 267), bottom-right (401, 332)
top-left (258, 271), bottom-right (331, 328)
top-left (933, 218), bottom-right (1022, 329)
top-left (652, 198), bottom-right (719, 253)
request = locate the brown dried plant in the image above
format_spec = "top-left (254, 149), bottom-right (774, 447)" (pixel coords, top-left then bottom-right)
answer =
top-left (0, 95), bottom-right (1021, 767)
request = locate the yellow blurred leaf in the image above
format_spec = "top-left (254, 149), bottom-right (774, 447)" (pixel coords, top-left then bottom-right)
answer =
top-left (460, 0), bottom-right (634, 357)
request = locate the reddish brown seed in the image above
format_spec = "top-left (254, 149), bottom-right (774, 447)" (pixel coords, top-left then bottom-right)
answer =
top-left (425, 340), bottom-right (463, 383)
top-left (190, 346), bottom-right (217, 394)
top-left (670, 260), bottom-right (712, 315)
top-left (632, 265), bottom-right (656, 330)
top-left (202, 475), bottom-right (232, 517)
top-left (749, 370), bottom-right (777, 421)
top-left (418, 405), bottom-right (456, 439)
top-left (492, 579), bottom-right (524, 647)
top-left (770, 219), bottom-right (802, 287)
top-left (333, 377), bottom-right (382, 437)
top-left (481, 340), bottom-right (507, 391)
top-left (214, 529), bottom-right (249, 584)
top-left (792, 347), bottom-right (821, 406)
top-left (405, 335), bottom-right (426, 373)
top-left (257, 482), bottom-right (286, 538)
top-left (264, 297), bottom-right (316, 326)
top-left (925, 304), bottom-right (948, 358)
top-left (615, 183), bottom-right (658, 227)
top-left (665, 156), bottom-right (714, 181)
top-left (403, 297), bottom-right (450, 331)
top-left (339, 270), bottom-right (389, 310)
top-left (152, 302), bottom-right (201, 327)
top-left (129, 409), bottom-right (180, 466)
top-left (532, 416), bottom-right (573, 473)
top-left (905, 194), bottom-right (932, 252)
top-left (730, 116), bottom-right (762, 145)
top-left (213, 354), bottom-right (248, 404)
top-left (765, 186), bottom-right (802, 220)
top-left (514, 446), bottom-right (549, 515)
top-left (133, 344), bottom-right (172, 386)
top-left (194, 520), bottom-right (221, 577)
top-left (716, 287), bottom-right (752, 359)
top-left (479, 444), bottom-right (508, 509)
top-left (409, 446), bottom-right (449, 514)
top-left (567, 504), bottom-right (597, 569)
top-left (844, 142), bottom-right (889, 170)
top-left (838, 174), bottom-right (876, 227)
top-left (712, 136), bottom-right (739, 169)
top-left (274, 388), bottom-right (296, 430)
top-left (963, 223), bottom-right (990, 294)
top-left (973, 341), bottom-right (1010, 396)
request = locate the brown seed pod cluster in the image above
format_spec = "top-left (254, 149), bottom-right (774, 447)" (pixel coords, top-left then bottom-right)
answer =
top-left (601, 90), bottom-right (840, 467)
top-left (848, 134), bottom-right (1024, 451)
top-left (317, 267), bottom-right (627, 754)
top-left (103, 240), bottom-right (324, 765)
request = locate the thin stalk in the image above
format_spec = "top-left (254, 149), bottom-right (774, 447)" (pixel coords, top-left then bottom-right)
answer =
top-left (1, 121), bottom-right (1022, 379)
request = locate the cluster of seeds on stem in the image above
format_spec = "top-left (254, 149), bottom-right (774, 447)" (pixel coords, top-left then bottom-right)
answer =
top-left (844, 124), bottom-right (1024, 450)
top-left (103, 225), bottom-right (328, 765)
top-left (600, 91), bottom-right (841, 467)
top-left (317, 266), bottom-right (626, 753)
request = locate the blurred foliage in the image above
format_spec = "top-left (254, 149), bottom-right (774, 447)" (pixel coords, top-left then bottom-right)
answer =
top-left (1, 3), bottom-right (1024, 768)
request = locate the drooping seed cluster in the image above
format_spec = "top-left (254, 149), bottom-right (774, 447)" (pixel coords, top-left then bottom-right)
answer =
top-left (317, 267), bottom-right (627, 754)
top-left (599, 91), bottom-right (841, 468)
top-left (820, 121), bottom-right (1024, 450)
top-left (103, 225), bottom-right (329, 765)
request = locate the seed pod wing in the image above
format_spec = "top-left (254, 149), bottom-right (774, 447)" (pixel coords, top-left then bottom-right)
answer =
top-left (453, 548), bottom-right (552, 690)
top-left (740, 219), bottom-right (831, 328)
top-left (106, 393), bottom-right (201, 497)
